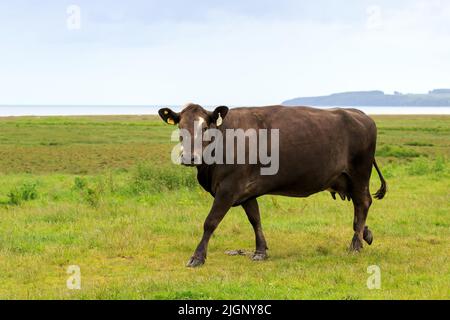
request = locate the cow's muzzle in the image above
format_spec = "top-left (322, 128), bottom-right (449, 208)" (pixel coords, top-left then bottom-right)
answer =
top-left (181, 154), bottom-right (202, 166)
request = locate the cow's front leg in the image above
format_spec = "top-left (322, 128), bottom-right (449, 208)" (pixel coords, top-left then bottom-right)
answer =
top-left (186, 192), bottom-right (234, 268)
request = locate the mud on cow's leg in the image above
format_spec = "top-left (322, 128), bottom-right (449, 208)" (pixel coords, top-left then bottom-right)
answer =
top-left (242, 198), bottom-right (268, 261)
top-left (186, 191), bottom-right (234, 268)
top-left (350, 188), bottom-right (373, 252)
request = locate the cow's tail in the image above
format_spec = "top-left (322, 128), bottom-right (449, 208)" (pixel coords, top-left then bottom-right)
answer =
top-left (373, 159), bottom-right (387, 200)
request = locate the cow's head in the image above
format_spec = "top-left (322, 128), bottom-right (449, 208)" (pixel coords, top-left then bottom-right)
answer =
top-left (158, 103), bottom-right (229, 166)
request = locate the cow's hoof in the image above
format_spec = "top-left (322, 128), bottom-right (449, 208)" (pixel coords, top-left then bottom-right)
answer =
top-left (349, 234), bottom-right (363, 252)
top-left (363, 226), bottom-right (373, 245)
top-left (186, 256), bottom-right (205, 268)
top-left (251, 252), bottom-right (268, 261)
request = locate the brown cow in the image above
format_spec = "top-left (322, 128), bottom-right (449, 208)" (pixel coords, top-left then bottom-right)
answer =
top-left (159, 103), bottom-right (387, 267)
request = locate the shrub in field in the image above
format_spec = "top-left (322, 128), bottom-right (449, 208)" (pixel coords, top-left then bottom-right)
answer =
top-left (83, 187), bottom-right (100, 208)
top-left (7, 189), bottom-right (21, 205)
top-left (377, 145), bottom-right (422, 158)
top-left (408, 157), bottom-right (430, 176)
top-left (20, 182), bottom-right (38, 201)
top-left (72, 177), bottom-right (101, 208)
top-left (7, 182), bottom-right (38, 205)
top-left (130, 163), bottom-right (197, 194)
top-left (378, 162), bottom-right (400, 179)
top-left (404, 141), bottom-right (434, 147)
top-left (73, 177), bottom-right (87, 190)
top-left (407, 156), bottom-right (448, 176)
top-left (432, 156), bottom-right (447, 175)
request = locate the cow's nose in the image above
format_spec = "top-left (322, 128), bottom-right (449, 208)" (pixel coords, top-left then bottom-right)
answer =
top-left (181, 154), bottom-right (200, 165)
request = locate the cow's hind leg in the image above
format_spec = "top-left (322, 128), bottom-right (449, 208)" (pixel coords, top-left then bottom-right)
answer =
top-left (243, 198), bottom-right (268, 261)
top-left (350, 186), bottom-right (373, 252)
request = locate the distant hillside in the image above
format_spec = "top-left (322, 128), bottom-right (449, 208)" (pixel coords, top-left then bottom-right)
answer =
top-left (282, 90), bottom-right (450, 107)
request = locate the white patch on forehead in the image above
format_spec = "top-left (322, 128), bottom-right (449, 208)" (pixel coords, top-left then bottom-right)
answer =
top-left (197, 117), bottom-right (205, 125)
top-left (194, 117), bottom-right (206, 139)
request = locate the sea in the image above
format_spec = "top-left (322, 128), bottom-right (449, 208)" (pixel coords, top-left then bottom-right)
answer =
top-left (0, 105), bottom-right (450, 116)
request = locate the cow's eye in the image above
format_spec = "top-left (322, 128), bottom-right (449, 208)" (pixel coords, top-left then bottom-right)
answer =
top-left (202, 126), bottom-right (208, 132)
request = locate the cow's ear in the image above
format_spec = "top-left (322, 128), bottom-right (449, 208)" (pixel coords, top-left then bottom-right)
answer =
top-left (158, 108), bottom-right (180, 125)
top-left (210, 106), bottom-right (229, 127)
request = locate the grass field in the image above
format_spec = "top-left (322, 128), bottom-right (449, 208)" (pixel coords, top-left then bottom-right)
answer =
top-left (0, 114), bottom-right (448, 300)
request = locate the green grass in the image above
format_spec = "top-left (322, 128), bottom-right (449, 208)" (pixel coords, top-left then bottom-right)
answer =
top-left (404, 141), bottom-right (434, 147)
top-left (376, 145), bottom-right (423, 158)
top-left (0, 115), bottom-right (449, 300)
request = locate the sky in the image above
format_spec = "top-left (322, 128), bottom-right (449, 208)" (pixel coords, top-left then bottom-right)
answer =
top-left (0, 0), bottom-right (449, 106)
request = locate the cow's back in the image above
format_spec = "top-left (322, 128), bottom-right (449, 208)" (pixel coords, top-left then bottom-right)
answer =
top-left (206, 105), bottom-right (377, 201)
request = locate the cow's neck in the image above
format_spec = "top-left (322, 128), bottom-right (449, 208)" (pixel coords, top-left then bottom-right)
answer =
top-left (196, 164), bottom-right (214, 195)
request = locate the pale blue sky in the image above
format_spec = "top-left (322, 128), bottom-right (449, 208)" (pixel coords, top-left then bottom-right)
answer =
top-left (0, 0), bottom-right (449, 105)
